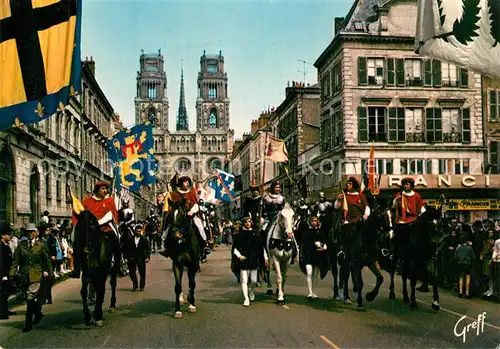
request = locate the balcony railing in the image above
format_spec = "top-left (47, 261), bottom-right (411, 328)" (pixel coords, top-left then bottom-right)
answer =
top-left (443, 132), bottom-right (461, 142)
top-left (406, 132), bottom-right (425, 142)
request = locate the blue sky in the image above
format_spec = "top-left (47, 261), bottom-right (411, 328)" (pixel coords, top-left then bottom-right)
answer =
top-left (81, 0), bottom-right (353, 139)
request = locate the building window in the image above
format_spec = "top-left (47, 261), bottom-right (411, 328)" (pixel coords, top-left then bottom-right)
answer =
top-left (208, 86), bottom-right (217, 99)
top-left (442, 108), bottom-right (461, 142)
top-left (401, 159), bottom-right (431, 175)
top-left (490, 141), bottom-right (499, 174)
top-left (439, 159), bottom-right (470, 174)
top-left (148, 85), bottom-right (157, 99)
top-left (148, 106), bottom-right (156, 126)
top-left (209, 108), bottom-right (218, 128)
top-left (332, 61), bottom-right (342, 95)
top-left (405, 108), bottom-right (424, 142)
top-left (489, 90), bottom-right (499, 122)
top-left (321, 72), bottom-right (330, 102)
top-left (367, 58), bottom-right (384, 85)
top-left (441, 62), bottom-right (459, 87)
top-left (388, 108), bottom-right (405, 142)
top-left (321, 112), bottom-right (331, 151)
top-left (367, 107), bottom-right (386, 141)
top-left (207, 62), bottom-right (218, 73)
top-left (426, 108), bottom-right (442, 142)
top-left (175, 158), bottom-right (191, 173)
top-left (361, 159), bottom-right (393, 174)
top-left (207, 158), bottom-right (222, 173)
top-left (332, 106), bottom-right (342, 147)
top-left (405, 60), bottom-right (422, 86)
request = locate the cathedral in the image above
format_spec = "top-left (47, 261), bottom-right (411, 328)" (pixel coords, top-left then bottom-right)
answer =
top-left (134, 50), bottom-right (234, 188)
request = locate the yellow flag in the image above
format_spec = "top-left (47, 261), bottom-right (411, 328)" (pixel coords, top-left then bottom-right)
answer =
top-left (162, 192), bottom-right (172, 212)
top-left (265, 135), bottom-right (288, 163)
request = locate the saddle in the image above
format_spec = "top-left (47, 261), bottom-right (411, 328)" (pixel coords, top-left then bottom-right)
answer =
top-left (269, 238), bottom-right (294, 251)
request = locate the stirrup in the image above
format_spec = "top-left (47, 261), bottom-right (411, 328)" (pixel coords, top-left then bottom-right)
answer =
top-left (381, 248), bottom-right (390, 257)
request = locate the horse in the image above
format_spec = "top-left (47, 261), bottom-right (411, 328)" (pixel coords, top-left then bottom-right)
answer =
top-left (72, 210), bottom-right (118, 326)
top-left (266, 204), bottom-right (296, 305)
top-left (320, 203), bottom-right (343, 300)
top-left (163, 198), bottom-right (200, 318)
top-left (387, 208), bottom-right (441, 311)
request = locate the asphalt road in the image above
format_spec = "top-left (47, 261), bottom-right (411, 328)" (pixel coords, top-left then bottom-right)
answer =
top-left (1, 246), bottom-right (499, 349)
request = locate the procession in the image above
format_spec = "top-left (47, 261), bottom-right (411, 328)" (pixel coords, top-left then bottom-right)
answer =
top-left (2, 0), bottom-right (500, 347)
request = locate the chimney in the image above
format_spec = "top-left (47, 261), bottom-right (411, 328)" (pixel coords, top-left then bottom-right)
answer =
top-left (334, 17), bottom-right (344, 36)
top-left (251, 119), bottom-right (259, 134)
top-left (87, 56), bottom-right (95, 76)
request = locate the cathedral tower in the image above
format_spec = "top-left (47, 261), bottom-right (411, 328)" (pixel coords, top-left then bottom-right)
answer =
top-left (195, 50), bottom-right (229, 131)
top-left (134, 50), bottom-right (169, 131)
top-left (176, 69), bottom-right (188, 131)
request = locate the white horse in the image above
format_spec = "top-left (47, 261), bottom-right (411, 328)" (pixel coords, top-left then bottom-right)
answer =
top-left (266, 204), bottom-right (297, 305)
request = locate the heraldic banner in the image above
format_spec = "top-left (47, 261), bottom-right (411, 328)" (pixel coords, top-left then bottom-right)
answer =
top-left (0, 0), bottom-right (83, 131)
top-left (208, 169), bottom-right (236, 203)
top-left (415, 0), bottom-right (500, 79)
top-left (106, 122), bottom-right (158, 193)
top-left (265, 135), bottom-right (288, 163)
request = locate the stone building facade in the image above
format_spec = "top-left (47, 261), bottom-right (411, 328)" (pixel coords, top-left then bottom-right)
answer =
top-left (0, 58), bottom-right (155, 229)
top-left (311, 0), bottom-right (498, 221)
top-left (135, 50), bottom-right (234, 191)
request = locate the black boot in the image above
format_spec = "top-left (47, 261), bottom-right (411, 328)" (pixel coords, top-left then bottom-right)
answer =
top-left (23, 300), bottom-right (34, 333)
top-left (33, 301), bottom-right (43, 325)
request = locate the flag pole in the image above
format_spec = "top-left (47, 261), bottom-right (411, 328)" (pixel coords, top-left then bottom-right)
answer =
top-left (259, 131), bottom-right (270, 222)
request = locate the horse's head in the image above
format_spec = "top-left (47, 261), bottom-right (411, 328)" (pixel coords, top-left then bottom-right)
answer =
top-left (278, 203), bottom-right (295, 238)
top-left (167, 198), bottom-right (190, 239)
top-left (75, 210), bottom-right (100, 237)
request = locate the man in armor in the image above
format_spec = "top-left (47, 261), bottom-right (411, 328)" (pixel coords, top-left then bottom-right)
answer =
top-left (262, 181), bottom-right (286, 227)
top-left (314, 192), bottom-right (333, 227)
top-left (242, 185), bottom-right (262, 229)
top-left (145, 207), bottom-right (160, 253)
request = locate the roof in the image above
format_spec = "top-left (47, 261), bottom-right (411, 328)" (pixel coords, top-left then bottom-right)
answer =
top-left (342, 0), bottom-right (386, 33)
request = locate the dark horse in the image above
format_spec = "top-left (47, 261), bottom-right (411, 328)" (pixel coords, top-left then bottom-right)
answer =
top-left (72, 210), bottom-right (120, 326)
top-left (163, 198), bottom-right (200, 318)
top-left (337, 211), bottom-right (385, 311)
top-left (387, 207), bottom-right (441, 311)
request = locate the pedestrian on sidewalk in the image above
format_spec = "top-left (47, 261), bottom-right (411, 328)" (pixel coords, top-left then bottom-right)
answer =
top-left (123, 222), bottom-right (150, 291)
top-left (1, 226), bottom-right (15, 319)
top-left (233, 216), bottom-right (269, 307)
top-left (455, 233), bottom-right (475, 298)
top-left (10, 223), bottom-right (53, 333)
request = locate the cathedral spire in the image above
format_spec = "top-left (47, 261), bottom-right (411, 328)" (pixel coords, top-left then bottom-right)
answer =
top-left (176, 68), bottom-right (188, 131)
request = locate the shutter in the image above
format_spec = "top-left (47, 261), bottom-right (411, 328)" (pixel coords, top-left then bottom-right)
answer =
top-left (397, 107), bottom-right (405, 141)
top-left (396, 59), bottom-right (405, 86)
top-left (424, 60), bottom-right (432, 86)
top-left (388, 107), bottom-right (397, 142)
top-left (460, 68), bottom-right (469, 88)
top-left (331, 67), bottom-right (336, 95)
top-left (358, 57), bottom-right (367, 86)
top-left (461, 108), bottom-right (471, 143)
top-left (358, 107), bottom-right (367, 142)
top-left (490, 91), bottom-right (497, 120)
top-left (432, 60), bottom-right (441, 87)
top-left (386, 58), bottom-right (395, 86)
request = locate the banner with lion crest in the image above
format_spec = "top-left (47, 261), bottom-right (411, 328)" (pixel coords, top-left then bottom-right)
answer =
top-left (416, 0), bottom-right (500, 79)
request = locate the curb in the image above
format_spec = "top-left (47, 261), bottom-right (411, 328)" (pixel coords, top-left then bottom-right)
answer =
top-left (7, 274), bottom-right (70, 307)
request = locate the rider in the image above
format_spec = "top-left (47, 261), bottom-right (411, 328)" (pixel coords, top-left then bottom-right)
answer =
top-left (314, 192), bottom-right (333, 226)
top-left (242, 184), bottom-right (262, 229)
top-left (392, 177), bottom-right (426, 224)
top-left (82, 181), bottom-right (119, 236)
top-left (334, 177), bottom-right (370, 225)
top-left (262, 180), bottom-right (286, 226)
top-left (163, 175), bottom-right (208, 258)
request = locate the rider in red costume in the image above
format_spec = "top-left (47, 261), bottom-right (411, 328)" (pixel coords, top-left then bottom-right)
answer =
top-left (392, 177), bottom-right (426, 224)
top-left (167, 176), bottom-right (198, 213)
top-left (334, 177), bottom-right (370, 224)
top-left (82, 181), bottom-right (118, 236)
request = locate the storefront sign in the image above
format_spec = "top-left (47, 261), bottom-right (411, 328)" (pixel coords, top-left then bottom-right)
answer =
top-left (425, 199), bottom-right (500, 210)
top-left (342, 175), bottom-right (500, 189)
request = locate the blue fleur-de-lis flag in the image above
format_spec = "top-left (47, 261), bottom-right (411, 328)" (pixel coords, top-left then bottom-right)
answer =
top-left (208, 169), bottom-right (236, 203)
top-left (106, 122), bottom-right (158, 193)
top-left (0, 0), bottom-right (83, 131)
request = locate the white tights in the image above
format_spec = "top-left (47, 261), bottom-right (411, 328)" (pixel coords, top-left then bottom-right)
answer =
top-left (306, 264), bottom-right (320, 296)
top-left (240, 269), bottom-right (257, 301)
